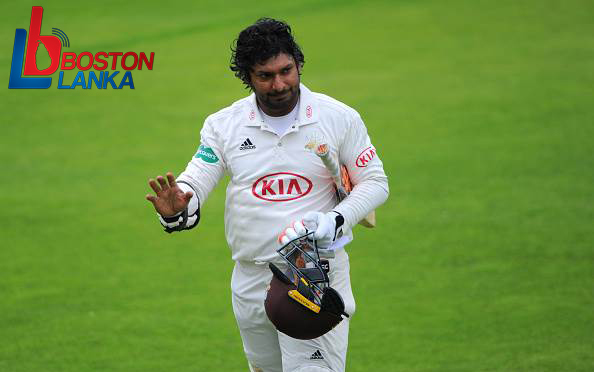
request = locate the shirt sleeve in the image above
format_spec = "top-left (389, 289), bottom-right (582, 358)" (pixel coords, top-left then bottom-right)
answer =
top-left (334, 111), bottom-right (389, 230)
top-left (176, 116), bottom-right (226, 209)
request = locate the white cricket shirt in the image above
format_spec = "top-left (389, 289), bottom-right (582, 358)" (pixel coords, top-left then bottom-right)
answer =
top-left (177, 84), bottom-right (389, 263)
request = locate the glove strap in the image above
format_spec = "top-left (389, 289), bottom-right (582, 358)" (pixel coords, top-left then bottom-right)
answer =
top-left (331, 211), bottom-right (345, 241)
top-left (160, 208), bottom-right (189, 234)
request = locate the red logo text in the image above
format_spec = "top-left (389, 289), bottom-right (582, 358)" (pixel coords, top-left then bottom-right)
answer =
top-left (355, 146), bottom-right (376, 168)
top-left (252, 172), bottom-right (313, 202)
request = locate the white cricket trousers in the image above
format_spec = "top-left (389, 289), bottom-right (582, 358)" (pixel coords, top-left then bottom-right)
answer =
top-left (231, 249), bottom-right (356, 372)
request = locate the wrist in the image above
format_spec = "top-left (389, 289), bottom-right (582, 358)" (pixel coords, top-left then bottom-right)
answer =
top-left (160, 209), bottom-right (185, 221)
top-left (158, 208), bottom-right (189, 233)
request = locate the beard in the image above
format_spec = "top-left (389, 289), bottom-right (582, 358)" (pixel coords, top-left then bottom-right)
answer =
top-left (256, 83), bottom-right (300, 115)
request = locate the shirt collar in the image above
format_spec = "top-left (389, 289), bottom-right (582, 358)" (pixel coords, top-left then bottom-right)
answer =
top-left (244, 83), bottom-right (318, 128)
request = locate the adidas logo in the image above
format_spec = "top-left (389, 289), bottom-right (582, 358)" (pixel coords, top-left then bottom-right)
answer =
top-left (239, 138), bottom-right (256, 150)
top-left (310, 350), bottom-right (324, 360)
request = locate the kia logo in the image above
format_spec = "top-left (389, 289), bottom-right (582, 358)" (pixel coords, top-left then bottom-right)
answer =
top-left (252, 172), bottom-right (313, 202)
top-left (355, 146), bottom-right (376, 168)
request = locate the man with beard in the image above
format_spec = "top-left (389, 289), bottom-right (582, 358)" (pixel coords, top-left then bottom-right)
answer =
top-left (145, 18), bottom-right (389, 372)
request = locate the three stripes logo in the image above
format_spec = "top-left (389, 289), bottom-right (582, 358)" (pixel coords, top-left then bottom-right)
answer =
top-left (310, 350), bottom-right (324, 360)
top-left (239, 138), bottom-right (256, 150)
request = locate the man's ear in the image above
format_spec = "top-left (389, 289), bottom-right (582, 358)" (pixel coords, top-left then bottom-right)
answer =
top-left (246, 69), bottom-right (255, 90)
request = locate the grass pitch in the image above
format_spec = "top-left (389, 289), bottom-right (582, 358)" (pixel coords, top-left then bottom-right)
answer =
top-left (1, 0), bottom-right (593, 371)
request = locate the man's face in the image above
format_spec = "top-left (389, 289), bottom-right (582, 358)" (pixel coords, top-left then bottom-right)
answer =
top-left (249, 53), bottom-right (300, 116)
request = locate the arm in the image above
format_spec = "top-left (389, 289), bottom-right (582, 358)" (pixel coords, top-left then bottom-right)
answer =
top-left (334, 111), bottom-right (389, 231)
top-left (176, 116), bottom-right (226, 211)
top-left (146, 116), bottom-right (226, 233)
top-left (279, 111), bottom-right (389, 250)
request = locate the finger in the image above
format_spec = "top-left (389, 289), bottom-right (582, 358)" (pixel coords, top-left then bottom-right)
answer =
top-left (285, 227), bottom-right (298, 241)
top-left (157, 175), bottom-right (169, 191)
top-left (293, 221), bottom-right (307, 235)
top-left (184, 191), bottom-right (194, 202)
top-left (148, 179), bottom-right (161, 194)
top-left (280, 235), bottom-right (291, 245)
top-left (278, 231), bottom-right (287, 244)
top-left (146, 194), bottom-right (157, 204)
top-left (166, 172), bottom-right (177, 188)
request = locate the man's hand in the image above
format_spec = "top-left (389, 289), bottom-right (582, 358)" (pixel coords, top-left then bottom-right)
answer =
top-left (279, 211), bottom-right (345, 249)
top-left (146, 172), bottom-right (193, 217)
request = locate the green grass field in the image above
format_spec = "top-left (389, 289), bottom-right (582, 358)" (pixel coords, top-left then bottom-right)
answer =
top-left (1, 0), bottom-right (593, 371)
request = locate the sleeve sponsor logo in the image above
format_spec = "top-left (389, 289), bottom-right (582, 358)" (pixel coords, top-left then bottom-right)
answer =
top-left (252, 172), bottom-right (313, 202)
top-left (355, 146), bottom-right (376, 168)
top-left (194, 145), bottom-right (219, 163)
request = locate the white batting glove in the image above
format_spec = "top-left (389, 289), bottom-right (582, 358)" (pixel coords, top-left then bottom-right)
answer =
top-left (302, 211), bottom-right (345, 249)
top-left (278, 211), bottom-right (345, 250)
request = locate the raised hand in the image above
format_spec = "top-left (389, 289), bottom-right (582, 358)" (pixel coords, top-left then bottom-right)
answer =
top-left (145, 172), bottom-right (193, 217)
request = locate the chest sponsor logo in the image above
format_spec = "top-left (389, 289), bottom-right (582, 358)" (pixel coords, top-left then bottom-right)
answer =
top-left (355, 146), bottom-right (376, 168)
top-left (252, 172), bottom-right (313, 202)
top-left (194, 145), bottom-right (219, 163)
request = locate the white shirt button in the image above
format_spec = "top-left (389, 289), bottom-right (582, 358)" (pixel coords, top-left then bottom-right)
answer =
top-left (277, 142), bottom-right (282, 147)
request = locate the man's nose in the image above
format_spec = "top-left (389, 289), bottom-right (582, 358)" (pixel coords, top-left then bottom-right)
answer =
top-left (271, 74), bottom-right (287, 91)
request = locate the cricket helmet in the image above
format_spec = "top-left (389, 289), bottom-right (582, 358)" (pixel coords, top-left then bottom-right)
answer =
top-left (265, 231), bottom-right (349, 340)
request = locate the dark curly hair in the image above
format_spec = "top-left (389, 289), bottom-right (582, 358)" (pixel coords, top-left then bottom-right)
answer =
top-left (230, 18), bottom-right (305, 89)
